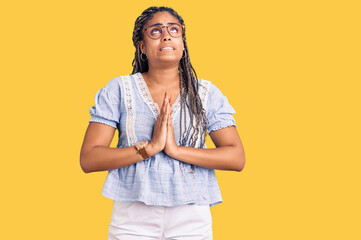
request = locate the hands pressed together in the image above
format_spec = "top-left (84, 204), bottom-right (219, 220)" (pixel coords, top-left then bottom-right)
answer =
top-left (147, 92), bottom-right (179, 158)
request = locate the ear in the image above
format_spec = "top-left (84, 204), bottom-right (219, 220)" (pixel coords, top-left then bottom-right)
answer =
top-left (139, 41), bottom-right (146, 54)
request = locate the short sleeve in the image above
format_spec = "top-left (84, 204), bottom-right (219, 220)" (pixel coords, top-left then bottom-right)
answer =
top-left (206, 83), bottom-right (237, 133)
top-left (89, 78), bottom-right (121, 128)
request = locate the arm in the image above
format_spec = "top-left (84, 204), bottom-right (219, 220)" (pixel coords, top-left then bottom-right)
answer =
top-left (80, 93), bottom-right (171, 173)
top-left (79, 123), bottom-right (158, 173)
top-left (165, 117), bottom-right (245, 171)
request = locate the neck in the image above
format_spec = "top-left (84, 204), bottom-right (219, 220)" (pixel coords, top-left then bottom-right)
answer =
top-left (143, 65), bottom-right (180, 87)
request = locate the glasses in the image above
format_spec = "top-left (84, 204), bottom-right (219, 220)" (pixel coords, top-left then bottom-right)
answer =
top-left (143, 23), bottom-right (184, 39)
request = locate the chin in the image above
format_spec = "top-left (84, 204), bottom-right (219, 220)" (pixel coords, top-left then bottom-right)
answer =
top-left (157, 56), bottom-right (182, 63)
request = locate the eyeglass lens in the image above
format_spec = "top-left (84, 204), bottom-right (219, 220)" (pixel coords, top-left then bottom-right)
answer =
top-left (147, 24), bottom-right (182, 39)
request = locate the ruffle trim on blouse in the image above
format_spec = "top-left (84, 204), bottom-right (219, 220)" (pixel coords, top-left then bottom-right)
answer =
top-left (134, 72), bottom-right (182, 119)
top-left (89, 116), bottom-right (117, 128)
top-left (208, 122), bottom-right (237, 133)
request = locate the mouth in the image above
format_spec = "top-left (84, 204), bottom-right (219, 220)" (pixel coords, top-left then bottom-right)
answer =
top-left (159, 46), bottom-right (175, 52)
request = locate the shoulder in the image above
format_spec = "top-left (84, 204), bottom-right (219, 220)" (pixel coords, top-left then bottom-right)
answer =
top-left (102, 73), bottom-right (136, 96)
top-left (104, 75), bottom-right (126, 90)
top-left (197, 79), bottom-right (225, 98)
top-left (197, 78), bottom-right (211, 88)
top-left (197, 78), bottom-right (212, 95)
top-left (197, 78), bottom-right (226, 109)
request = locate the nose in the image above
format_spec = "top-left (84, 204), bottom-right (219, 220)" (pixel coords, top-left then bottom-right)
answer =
top-left (161, 26), bottom-right (171, 42)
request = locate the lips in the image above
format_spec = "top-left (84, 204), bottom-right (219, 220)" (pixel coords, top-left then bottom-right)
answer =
top-left (159, 46), bottom-right (175, 51)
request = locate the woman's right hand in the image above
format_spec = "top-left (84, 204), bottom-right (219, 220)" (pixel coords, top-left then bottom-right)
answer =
top-left (148, 93), bottom-right (170, 154)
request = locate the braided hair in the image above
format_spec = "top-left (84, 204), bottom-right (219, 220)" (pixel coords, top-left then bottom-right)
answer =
top-left (131, 6), bottom-right (208, 173)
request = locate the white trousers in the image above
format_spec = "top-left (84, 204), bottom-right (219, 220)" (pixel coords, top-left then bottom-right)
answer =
top-left (108, 201), bottom-right (213, 240)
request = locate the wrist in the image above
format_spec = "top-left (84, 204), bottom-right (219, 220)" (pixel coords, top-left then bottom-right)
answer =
top-left (166, 145), bottom-right (181, 159)
top-left (147, 141), bottom-right (161, 156)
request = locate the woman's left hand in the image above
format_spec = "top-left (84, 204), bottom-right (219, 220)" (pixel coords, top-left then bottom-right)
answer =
top-left (164, 110), bottom-right (179, 158)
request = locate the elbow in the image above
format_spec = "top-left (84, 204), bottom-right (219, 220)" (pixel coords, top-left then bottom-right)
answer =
top-left (80, 153), bottom-right (92, 174)
top-left (234, 163), bottom-right (245, 172)
top-left (233, 151), bottom-right (245, 172)
top-left (81, 167), bottom-right (91, 174)
top-left (223, 144), bottom-right (245, 172)
top-left (233, 162), bottom-right (244, 172)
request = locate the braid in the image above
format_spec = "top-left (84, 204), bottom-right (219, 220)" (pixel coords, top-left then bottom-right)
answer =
top-left (132, 6), bottom-right (209, 173)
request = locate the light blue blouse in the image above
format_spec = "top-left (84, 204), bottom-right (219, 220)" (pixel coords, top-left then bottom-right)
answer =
top-left (89, 72), bottom-right (236, 207)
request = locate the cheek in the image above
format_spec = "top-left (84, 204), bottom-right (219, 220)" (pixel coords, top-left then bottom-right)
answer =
top-left (177, 40), bottom-right (185, 53)
top-left (179, 39), bottom-right (185, 49)
top-left (178, 48), bottom-right (184, 57)
top-left (146, 44), bottom-right (158, 55)
top-left (142, 39), bottom-right (156, 54)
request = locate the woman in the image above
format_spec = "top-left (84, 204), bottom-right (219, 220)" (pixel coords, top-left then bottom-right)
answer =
top-left (80, 6), bottom-right (245, 240)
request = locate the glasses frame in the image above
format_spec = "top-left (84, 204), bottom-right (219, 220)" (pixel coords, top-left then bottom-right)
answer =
top-left (143, 23), bottom-right (185, 40)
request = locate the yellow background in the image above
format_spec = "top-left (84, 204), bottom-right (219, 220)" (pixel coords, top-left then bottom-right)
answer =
top-left (1, 0), bottom-right (360, 239)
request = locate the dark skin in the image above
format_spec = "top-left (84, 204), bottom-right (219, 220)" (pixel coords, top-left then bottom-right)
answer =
top-left (80, 12), bottom-right (245, 173)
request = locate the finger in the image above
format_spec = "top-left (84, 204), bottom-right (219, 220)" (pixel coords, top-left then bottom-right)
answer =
top-left (165, 95), bottom-right (171, 117)
top-left (162, 115), bottom-right (169, 129)
top-left (170, 113), bottom-right (173, 126)
top-left (167, 113), bottom-right (171, 126)
top-left (162, 104), bottom-right (169, 124)
top-left (167, 99), bottom-right (171, 114)
top-left (160, 92), bottom-right (168, 113)
top-left (161, 99), bottom-right (170, 123)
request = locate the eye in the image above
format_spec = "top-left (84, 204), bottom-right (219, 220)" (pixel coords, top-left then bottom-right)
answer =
top-left (169, 26), bottom-right (179, 33)
top-left (149, 27), bottom-right (161, 36)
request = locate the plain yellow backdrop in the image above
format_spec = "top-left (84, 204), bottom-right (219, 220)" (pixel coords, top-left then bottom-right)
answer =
top-left (1, 0), bottom-right (360, 239)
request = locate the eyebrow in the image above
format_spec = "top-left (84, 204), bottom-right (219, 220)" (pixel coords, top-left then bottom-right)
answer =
top-left (147, 22), bottom-right (179, 28)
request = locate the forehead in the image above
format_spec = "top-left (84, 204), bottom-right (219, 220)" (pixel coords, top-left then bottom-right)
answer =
top-left (145, 11), bottom-right (180, 28)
